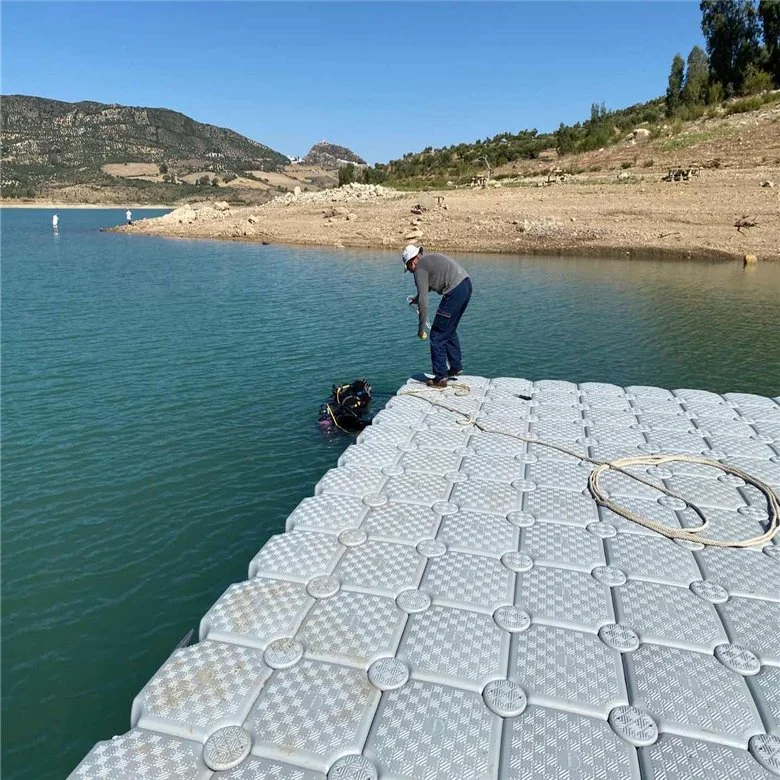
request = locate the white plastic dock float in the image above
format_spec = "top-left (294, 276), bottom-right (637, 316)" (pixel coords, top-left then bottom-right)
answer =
top-left (71, 377), bottom-right (780, 779)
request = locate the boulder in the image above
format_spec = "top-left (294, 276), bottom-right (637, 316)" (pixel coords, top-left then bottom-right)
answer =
top-left (744, 253), bottom-right (758, 265)
top-left (293, 186), bottom-right (302, 197)
top-left (626, 128), bottom-right (651, 144)
top-left (760, 180), bottom-right (774, 188)
top-left (173, 204), bottom-right (198, 223)
top-left (405, 229), bottom-right (423, 240)
top-left (214, 201), bottom-right (231, 211)
top-left (323, 206), bottom-right (350, 218)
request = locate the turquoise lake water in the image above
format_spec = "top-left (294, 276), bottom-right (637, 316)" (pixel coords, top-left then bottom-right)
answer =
top-left (2, 207), bottom-right (779, 779)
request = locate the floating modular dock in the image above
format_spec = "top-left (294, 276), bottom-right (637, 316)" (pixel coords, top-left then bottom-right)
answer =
top-left (71, 376), bottom-right (780, 779)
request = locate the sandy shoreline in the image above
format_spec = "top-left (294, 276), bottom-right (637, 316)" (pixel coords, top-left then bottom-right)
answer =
top-left (107, 168), bottom-right (779, 262)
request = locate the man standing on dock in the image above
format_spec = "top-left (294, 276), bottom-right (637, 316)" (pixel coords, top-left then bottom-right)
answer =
top-left (403, 245), bottom-right (472, 388)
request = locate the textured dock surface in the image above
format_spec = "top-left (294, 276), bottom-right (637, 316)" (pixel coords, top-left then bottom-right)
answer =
top-left (71, 377), bottom-right (780, 779)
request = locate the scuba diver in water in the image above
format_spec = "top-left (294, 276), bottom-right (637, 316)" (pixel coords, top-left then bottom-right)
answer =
top-left (318, 379), bottom-right (373, 433)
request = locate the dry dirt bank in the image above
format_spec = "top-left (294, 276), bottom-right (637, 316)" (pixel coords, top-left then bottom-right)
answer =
top-left (115, 169), bottom-right (779, 262)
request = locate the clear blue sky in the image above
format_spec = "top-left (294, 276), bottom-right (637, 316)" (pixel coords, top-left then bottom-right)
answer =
top-left (1, 1), bottom-right (706, 163)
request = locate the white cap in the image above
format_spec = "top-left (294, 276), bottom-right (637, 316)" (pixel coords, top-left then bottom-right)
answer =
top-left (402, 244), bottom-right (420, 268)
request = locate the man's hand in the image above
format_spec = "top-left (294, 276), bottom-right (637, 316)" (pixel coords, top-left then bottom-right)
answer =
top-left (418, 331), bottom-right (428, 340)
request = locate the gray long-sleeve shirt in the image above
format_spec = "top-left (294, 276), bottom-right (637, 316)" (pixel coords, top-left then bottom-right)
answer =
top-left (413, 253), bottom-right (469, 332)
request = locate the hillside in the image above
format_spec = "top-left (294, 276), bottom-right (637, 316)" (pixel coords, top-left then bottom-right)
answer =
top-left (366, 93), bottom-right (780, 188)
top-left (0, 95), bottom-right (294, 204)
top-left (123, 99), bottom-right (780, 263)
top-left (303, 141), bottom-right (367, 169)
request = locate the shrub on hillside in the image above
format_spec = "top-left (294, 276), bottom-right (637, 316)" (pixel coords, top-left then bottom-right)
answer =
top-left (726, 95), bottom-right (765, 114)
top-left (707, 82), bottom-right (725, 105)
top-left (362, 165), bottom-right (387, 185)
top-left (338, 163), bottom-right (356, 187)
top-left (741, 64), bottom-right (775, 95)
top-left (676, 103), bottom-right (707, 121)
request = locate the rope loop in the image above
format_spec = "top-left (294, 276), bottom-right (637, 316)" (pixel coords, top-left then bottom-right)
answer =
top-left (398, 384), bottom-right (779, 549)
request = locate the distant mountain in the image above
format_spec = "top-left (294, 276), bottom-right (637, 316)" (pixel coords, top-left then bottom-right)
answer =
top-left (2, 95), bottom-right (289, 169)
top-left (1, 95), bottom-right (289, 202)
top-left (303, 141), bottom-right (366, 169)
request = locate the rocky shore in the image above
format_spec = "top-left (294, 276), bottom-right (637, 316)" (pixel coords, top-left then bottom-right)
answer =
top-left (115, 172), bottom-right (779, 262)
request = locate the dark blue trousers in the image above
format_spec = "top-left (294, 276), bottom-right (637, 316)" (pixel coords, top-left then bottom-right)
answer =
top-left (430, 277), bottom-right (472, 379)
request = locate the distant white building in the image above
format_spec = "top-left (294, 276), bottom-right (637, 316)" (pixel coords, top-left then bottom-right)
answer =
top-left (287, 156), bottom-right (304, 165)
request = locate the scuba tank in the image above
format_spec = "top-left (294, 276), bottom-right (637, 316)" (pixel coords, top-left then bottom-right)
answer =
top-left (318, 379), bottom-right (373, 433)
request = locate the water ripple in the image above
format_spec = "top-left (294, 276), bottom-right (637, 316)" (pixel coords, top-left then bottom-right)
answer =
top-left (2, 209), bottom-right (779, 780)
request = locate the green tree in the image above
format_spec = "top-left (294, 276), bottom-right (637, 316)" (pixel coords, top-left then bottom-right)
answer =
top-left (158, 162), bottom-right (168, 174)
top-left (556, 122), bottom-right (577, 155)
top-left (361, 165), bottom-right (387, 184)
top-left (666, 54), bottom-right (686, 115)
top-left (741, 61), bottom-right (775, 91)
top-left (759, 0), bottom-right (780, 85)
top-left (700, 0), bottom-right (763, 93)
top-left (338, 163), bottom-right (356, 186)
top-left (708, 80), bottom-right (726, 103)
top-left (590, 101), bottom-right (609, 123)
top-left (683, 46), bottom-right (711, 104)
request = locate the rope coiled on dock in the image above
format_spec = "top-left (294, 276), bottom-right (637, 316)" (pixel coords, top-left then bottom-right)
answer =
top-left (398, 384), bottom-right (780, 549)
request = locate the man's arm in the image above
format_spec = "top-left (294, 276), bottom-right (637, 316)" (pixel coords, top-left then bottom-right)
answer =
top-left (414, 269), bottom-right (429, 334)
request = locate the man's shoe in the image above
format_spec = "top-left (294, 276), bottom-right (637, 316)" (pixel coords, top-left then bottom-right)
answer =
top-left (447, 369), bottom-right (462, 378)
top-left (426, 377), bottom-right (448, 389)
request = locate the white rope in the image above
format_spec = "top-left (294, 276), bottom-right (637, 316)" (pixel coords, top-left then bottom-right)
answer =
top-left (399, 384), bottom-right (779, 549)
